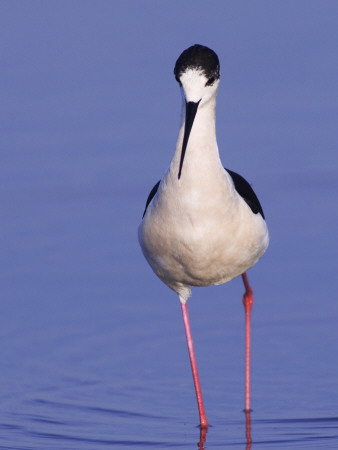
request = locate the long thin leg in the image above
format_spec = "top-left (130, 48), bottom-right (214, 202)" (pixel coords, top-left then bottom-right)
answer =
top-left (181, 301), bottom-right (208, 428)
top-left (242, 272), bottom-right (254, 412)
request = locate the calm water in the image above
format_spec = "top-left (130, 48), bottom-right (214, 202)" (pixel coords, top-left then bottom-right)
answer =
top-left (1, 168), bottom-right (337, 449)
top-left (2, 2), bottom-right (338, 448)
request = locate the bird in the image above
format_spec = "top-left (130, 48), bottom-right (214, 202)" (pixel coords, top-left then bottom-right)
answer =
top-left (138, 44), bottom-right (269, 428)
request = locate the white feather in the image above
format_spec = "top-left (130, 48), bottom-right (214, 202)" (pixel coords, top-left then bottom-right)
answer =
top-left (139, 69), bottom-right (269, 303)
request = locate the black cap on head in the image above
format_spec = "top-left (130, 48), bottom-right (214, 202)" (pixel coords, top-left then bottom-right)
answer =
top-left (174, 44), bottom-right (220, 82)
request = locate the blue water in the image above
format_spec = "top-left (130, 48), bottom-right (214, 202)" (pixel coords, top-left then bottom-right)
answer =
top-left (2, 162), bottom-right (337, 448)
top-left (1, 2), bottom-right (338, 448)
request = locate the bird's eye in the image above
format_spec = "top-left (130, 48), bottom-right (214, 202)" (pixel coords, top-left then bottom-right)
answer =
top-left (205, 77), bottom-right (215, 87)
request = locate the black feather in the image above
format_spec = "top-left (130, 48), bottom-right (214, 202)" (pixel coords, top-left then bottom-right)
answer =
top-left (225, 168), bottom-right (265, 219)
top-left (142, 181), bottom-right (160, 218)
top-left (174, 45), bottom-right (220, 82)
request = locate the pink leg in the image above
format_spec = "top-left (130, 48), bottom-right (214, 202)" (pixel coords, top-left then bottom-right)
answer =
top-left (242, 272), bottom-right (254, 412)
top-left (181, 301), bottom-right (208, 428)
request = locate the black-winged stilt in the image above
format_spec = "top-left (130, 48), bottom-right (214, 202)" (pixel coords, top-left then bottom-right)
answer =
top-left (138, 44), bottom-right (269, 428)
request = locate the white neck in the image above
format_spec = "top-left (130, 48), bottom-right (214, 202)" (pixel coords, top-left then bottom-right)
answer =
top-left (169, 95), bottom-right (222, 182)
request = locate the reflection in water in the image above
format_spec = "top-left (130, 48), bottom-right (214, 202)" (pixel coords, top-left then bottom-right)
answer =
top-left (196, 411), bottom-right (252, 449)
top-left (197, 426), bottom-right (207, 449)
top-left (245, 410), bottom-right (252, 449)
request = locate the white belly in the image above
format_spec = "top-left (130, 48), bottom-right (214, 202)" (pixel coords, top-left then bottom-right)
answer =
top-left (138, 175), bottom-right (269, 300)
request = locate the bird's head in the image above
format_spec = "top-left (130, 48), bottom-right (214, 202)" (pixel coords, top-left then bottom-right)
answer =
top-left (174, 44), bottom-right (220, 178)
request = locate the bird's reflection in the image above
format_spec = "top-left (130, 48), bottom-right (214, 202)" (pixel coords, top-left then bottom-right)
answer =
top-left (197, 425), bottom-right (207, 449)
top-left (195, 410), bottom-right (252, 449)
top-left (245, 410), bottom-right (252, 449)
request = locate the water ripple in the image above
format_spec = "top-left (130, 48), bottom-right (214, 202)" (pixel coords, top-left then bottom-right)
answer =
top-left (30, 397), bottom-right (166, 420)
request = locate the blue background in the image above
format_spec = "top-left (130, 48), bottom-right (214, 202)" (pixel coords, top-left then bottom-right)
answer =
top-left (1, 1), bottom-right (338, 448)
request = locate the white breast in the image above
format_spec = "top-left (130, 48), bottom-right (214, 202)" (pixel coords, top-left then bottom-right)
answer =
top-left (138, 166), bottom-right (269, 301)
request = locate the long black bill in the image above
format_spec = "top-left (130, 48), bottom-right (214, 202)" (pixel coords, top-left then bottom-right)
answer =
top-left (178, 100), bottom-right (201, 179)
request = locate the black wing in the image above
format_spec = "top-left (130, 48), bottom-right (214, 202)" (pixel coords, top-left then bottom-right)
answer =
top-left (225, 168), bottom-right (265, 219)
top-left (142, 180), bottom-right (160, 218)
